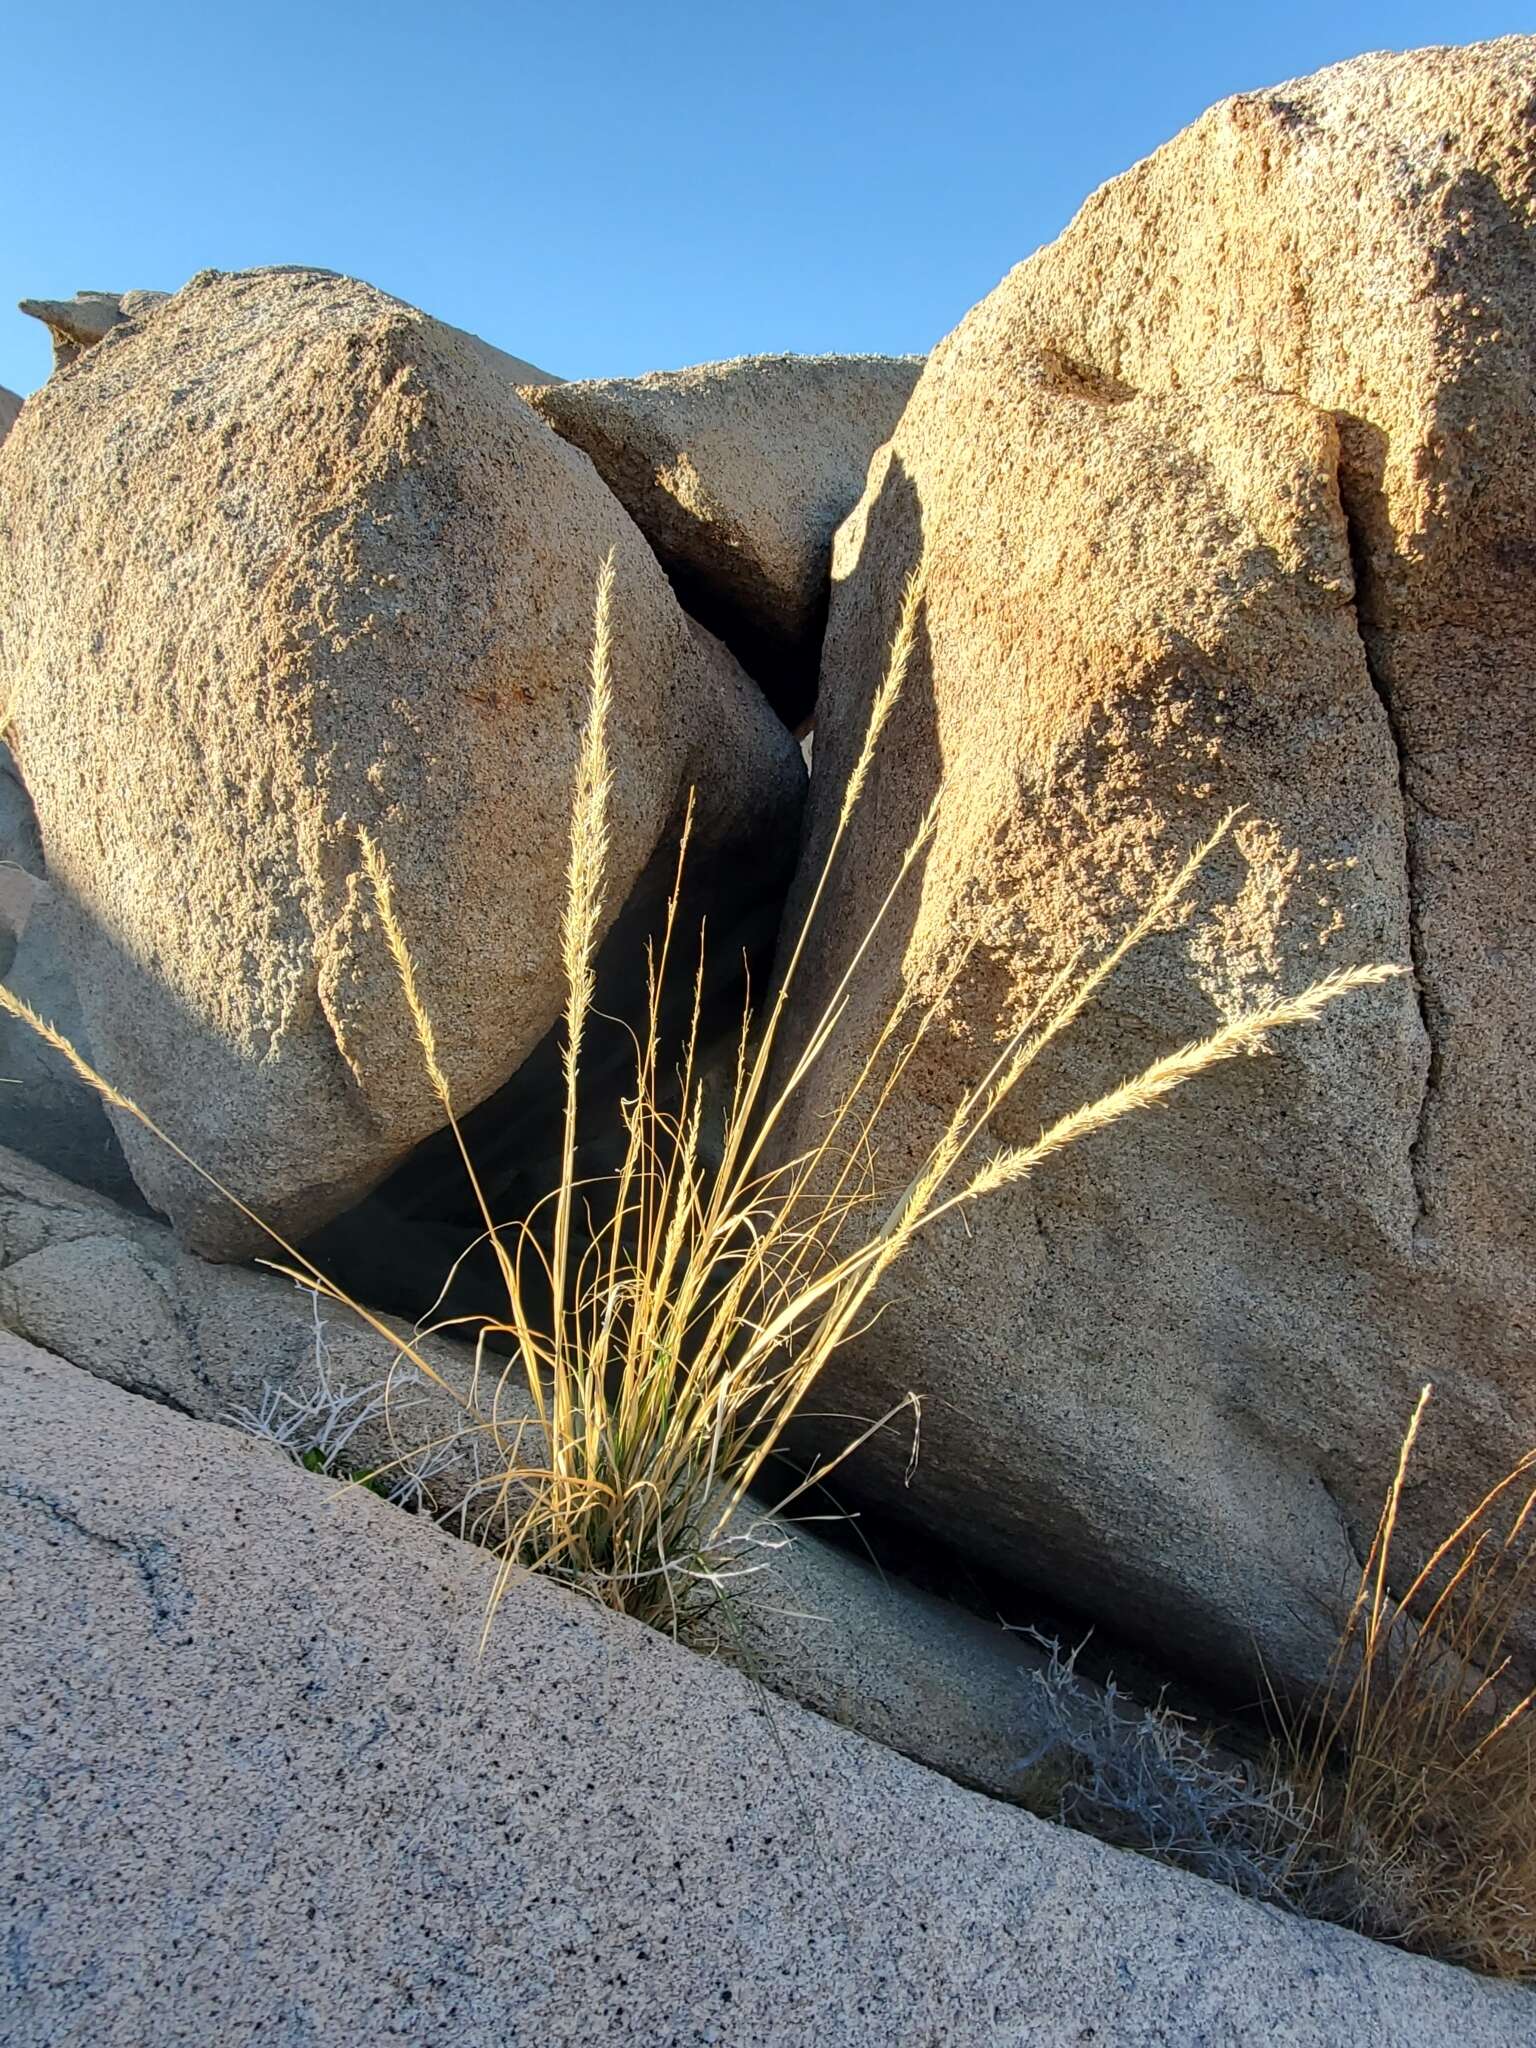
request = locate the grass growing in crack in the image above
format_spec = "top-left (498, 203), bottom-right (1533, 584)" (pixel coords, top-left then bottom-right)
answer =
top-left (1018, 1392), bottom-right (1536, 1982)
top-left (0, 553), bottom-right (1399, 1644)
top-left (1280, 1387), bottom-right (1536, 1979)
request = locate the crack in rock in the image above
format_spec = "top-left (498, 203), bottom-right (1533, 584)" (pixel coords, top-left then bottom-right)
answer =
top-left (6, 1481), bottom-right (192, 1640)
top-left (1333, 437), bottom-right (1438, 1240)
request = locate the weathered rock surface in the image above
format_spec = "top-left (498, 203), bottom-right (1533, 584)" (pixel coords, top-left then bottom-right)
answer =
top-left (0, 388), bottom-right (19, 443)
top-left (18, 289), bottom-right (170, 370)
top-left (4, 1342), bottom-right (1526, 2048)
top-left (20, 280), bottom-right (558, 386)
top-left (0, 266), bottom-right (804, 1256)
top-left (728, 1509), bottom-right (1059, 1803)
top-left (772, 38), bottom-right (1536, 1694)
top-left (0, 1141), bottom-right (477, 1479)
top-left (526, 353), bottom-right (921, 723)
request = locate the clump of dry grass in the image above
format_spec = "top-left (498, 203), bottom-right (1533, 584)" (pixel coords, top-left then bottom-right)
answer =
top-left (0, 552), bottom-right (1401, 1641)
top-left (1019, 1391), bottom-right (1536, 1981)
top-left (1279, 1388), bottom-right (1536, 1978)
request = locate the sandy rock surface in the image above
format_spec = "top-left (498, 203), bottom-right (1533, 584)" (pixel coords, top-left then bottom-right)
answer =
top-left (0, 266), bottom-right (803, 1255)
top-left (5, 1339), bottom-right (1528, 2048)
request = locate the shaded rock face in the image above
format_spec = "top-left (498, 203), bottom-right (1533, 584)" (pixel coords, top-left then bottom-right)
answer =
top-left (0, 747), bottom-right (140, 1206)
top-left (0, 388), bottom-right (19, 443)
top-left (0, 880), bottom-right (145, 1208)
top-left (0, 266), bottom-right (804, 1257)
top-left (5, 1344), bottom-right (1529, 2048)
top-left (302, 795), bottom-right (796, 1326)
top-left (527, 353), bottom-right (922, 725)
top-left (771, 38), bottom-right (1536, 1695)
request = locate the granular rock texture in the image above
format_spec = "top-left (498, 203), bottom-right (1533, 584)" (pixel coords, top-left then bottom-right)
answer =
top-left (771, 38), bottom-right (1536, 1693)
top-left (527, 353), bottom-right (921, 721)
top-left (0, 266), bottom-right (803, 1254)
top-left (4, 1342), bottom-right (1527, 2048)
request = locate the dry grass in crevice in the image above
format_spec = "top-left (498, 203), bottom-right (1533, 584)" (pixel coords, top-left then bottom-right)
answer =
top-left (1020, 1394), bottom-right (1536, 1983)
top-left (1279, 1388), bottom-right (1536, 1979)
top-left (0, 552), bottom-right (1401, 1644)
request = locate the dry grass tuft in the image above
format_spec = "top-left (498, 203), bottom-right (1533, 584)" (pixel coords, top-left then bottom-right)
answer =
top-left (1281, 1389), bottom-right (1536, 1978)
top-left (1023, 1392), bottom-right (1536, 1981)
top-left (0, 552), bottom-right (1402, 1646)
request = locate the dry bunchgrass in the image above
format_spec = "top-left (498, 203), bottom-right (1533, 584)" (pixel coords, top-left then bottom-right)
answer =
top-left (0, 554), bottom-right (1401, 1644)
top-left (1279, 1390), bottom-right (1536, 1978)
top-left (1019, 1407), bottom-right (1536, 1981)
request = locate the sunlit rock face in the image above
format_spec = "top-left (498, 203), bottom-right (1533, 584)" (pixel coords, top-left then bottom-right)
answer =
top-left (0, 265), bottom-right (803, 1257)
top-left (768, 38), bottom-right (1536, 1696)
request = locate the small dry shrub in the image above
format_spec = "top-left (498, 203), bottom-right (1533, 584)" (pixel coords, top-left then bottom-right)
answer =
top-left (1282, 1387), bottom-right (1536, 1978)
top-left (1021, 1393), bottom-right (1536, 1983)
top-left (1014, 1630), bottom-right (1306, 1904)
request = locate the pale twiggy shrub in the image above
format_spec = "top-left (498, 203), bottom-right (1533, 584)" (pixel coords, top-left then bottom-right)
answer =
top-left (222, 1288), bottom-right (488, 1520)
top-left (1013, 1630), bottom-right (1307, 1905)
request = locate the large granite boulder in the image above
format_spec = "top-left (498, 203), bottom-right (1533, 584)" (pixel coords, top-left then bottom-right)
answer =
top-left (771, 39), bottom-right (1536, 1693)
top-left (526, 353), bottom-right (921, 722)
top-left (3, 1341), bottom-right (1525, 2046)
top-left (0, 266), bottom-right (803, 1255)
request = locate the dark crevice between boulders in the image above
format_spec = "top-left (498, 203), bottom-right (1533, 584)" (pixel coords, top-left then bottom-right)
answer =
top-left (303, 793), bottom-right (801, 1331)
top-left (765, 1450), bottom-right (1258, 1733)
top-left (1334, 421), bottom-right (1439, 1238)
top-left (519, 405), bottom-right (821, 731)
top-left (663, 560), bottom-right (824, 735)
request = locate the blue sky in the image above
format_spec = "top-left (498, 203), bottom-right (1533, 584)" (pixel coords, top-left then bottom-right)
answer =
top-left (2, 2), bottom-right (1530, 396)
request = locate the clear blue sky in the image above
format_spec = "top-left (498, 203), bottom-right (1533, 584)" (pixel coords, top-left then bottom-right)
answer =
top-left (2, 2), bottom-right (1530, 396)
